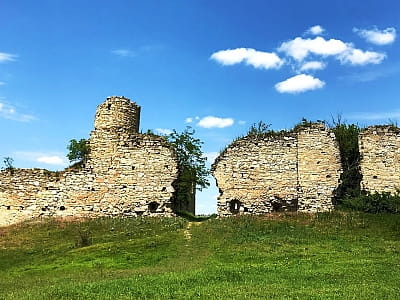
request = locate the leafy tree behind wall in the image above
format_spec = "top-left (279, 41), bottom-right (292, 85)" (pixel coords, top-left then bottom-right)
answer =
top-left (67, 139), bottom-right (90, 167)
top-left (166, 127), bottom-right (210, 212)
top-left (331, 119), bottom-right (362, 203)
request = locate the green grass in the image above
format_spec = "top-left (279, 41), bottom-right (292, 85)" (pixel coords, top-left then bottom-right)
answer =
top-left (1, 212), bottom-right (399, 299)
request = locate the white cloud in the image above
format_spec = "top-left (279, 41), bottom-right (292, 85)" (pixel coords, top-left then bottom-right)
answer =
top-left (275, 74), bottom-right (325, 94)
top-left (0, 82), bottom-right (5, 86)
top-left (210, 48), bottom-right (284, 70)
top-left (14, 151), bottom-right (68, 167)
top-left (299, 61), bottom-right (326, 71)
top-left (197, 116), bottom-right (234, 128)
top-left (307, 25), bottom-right (325, 35)
top-left (204, 152), bottom-right (219, 164)
top-left (37, 156), bottom-right (66, 166)
top-left (155, 128), bottom-right (173, 135)
top-left (185, 117), bottom-right (193, 123)
top-left (354, 27), bottom-right (396, 45)
top-left (0, 101), bottom-right (36, 122)
top-left (111, 49), bottom-right (135, 57)
top-left (0, 52), bottom-right (17, 63)
top-left (278, 36), bottom-right (348, 61)
top-left (339, 48), bottom-right (386, 65)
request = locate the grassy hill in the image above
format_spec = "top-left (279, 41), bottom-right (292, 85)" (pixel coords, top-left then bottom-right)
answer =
top-left (1, 212), bottom-right (399, 299)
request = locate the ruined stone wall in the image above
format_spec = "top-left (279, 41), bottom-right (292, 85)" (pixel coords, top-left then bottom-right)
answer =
top-left (0, 96), bottom-right (178, 227)
top-left (212, 134), bottom-right (298, 216)
top-left (212, 124), bottom-right (342, 216)
top-left (297, 125), bottom-right (342, 212)
top-left (359, 126), bottom-right (400, 193)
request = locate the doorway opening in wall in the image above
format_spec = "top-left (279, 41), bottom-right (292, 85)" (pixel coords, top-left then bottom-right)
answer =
top-left (229, 199), bottom-right (241, 214)
top-left (195, 176), bottom-right (218, 215)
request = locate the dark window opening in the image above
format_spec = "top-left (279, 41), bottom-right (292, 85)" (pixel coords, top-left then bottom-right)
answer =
top-left (132, 166), bottom-right (135, 170)
top-left (243, 207), bottom-right (249, 212)
top-left (326, 174), bottom-right (331, 178)
top-left (6, 205), bottom-right (10, 210)
top-left (107, 103), bottom-right (111, 110)
top-left (161, 187), bottom-right (167, 192)
top-left (229, 199), bottom-right (241, 214)
top-left (373, 175), bottom-right (378, 179)
top-left (149, 201), bottom-right (159, 213)
top-left (272, 201), bottom-right (283, 212)
top-left (41, 207), bottom-right (47, 212)
top-left (60, 206), bottom-right (66, 211)
top-left (122, 185), bottom-right (127, 189)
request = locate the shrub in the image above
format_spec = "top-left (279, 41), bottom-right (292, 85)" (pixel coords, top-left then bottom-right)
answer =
top-left (341, 192), bottom-right (400, 214)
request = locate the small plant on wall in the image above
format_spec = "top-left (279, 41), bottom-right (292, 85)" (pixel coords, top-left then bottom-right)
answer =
top-left (2, 157), bottom-right (15, 175)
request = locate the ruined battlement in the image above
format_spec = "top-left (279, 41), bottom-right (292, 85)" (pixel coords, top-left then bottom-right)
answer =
top-left (2, 95), bottom-right (400, 225)
top-left (94, 96), bottom-right (141, 131)
top-left (359, 125), bottom-right (400, 194)
top-left (0, 96), bottom-right (177, 227)
top-left (212, 124), bottom-right (342, 216)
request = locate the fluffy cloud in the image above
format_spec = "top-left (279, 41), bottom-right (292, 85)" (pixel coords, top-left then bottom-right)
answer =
top-left (299, 61), bottom-right (326, 71)
top-left (37, 156), bottom-right (66, 165)
top-left (14, 151), bottom-right (68, 167)
top-left (354, 27), bottom-right (396, 45)
top-left (0, 101), bottom-right (36, 122)
top-left (275, 74), bottom-right (325, 94)
top-left (339, 48), bottom-right (386, 65)
top-left (0, 52), bottom-right (16, 63)
top-left (155, 128), bottom-right (173, 135)
top-left (197, 116), bottom-right (234, 128)
top-left (185, 117), bottom-right (193, 123)
top-left (307, 25), bottom-right (325, 35)
top-left (210, 48), bottom-right (284, 70)
top-left (278, 37), bottom-right (348, 61)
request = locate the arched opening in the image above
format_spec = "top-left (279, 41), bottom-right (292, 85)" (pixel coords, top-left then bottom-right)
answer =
top-left (148, 201), bottom-right (159, 213)
top-left (229, 199), bottom-right (241, 214)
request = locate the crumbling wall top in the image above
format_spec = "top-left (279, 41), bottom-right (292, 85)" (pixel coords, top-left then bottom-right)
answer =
top-left (94, 96), bottom-right (141, 132)
top-left (360, 125), bottom-right (400, 135)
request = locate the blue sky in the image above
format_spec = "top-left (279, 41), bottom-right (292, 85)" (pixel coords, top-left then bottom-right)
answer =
top-left (1, 0), bottom-right (399, 214)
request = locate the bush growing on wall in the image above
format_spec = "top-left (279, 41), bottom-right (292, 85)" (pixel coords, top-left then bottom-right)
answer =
top-left (331, 120), bottom-right (362, 203)
top-left (342, 192), bottom-right (400, 214)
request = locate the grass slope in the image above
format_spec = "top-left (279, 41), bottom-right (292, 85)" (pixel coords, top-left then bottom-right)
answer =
top-left (0, 212), bottom-right (399, 299)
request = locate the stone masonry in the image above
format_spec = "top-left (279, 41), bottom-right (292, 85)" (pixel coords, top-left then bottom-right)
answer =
top-left (212, 124), bottom-right (342, 216)
top-left (359, 126), bottom-right (400, 194)
top-left (0, 96), bottom-right (178, 227)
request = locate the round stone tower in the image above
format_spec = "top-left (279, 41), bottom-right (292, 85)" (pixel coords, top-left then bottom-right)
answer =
top-left (94, 96), bottom-right (141, 132)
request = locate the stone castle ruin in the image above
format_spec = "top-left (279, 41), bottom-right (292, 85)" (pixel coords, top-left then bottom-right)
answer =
top-left (0, 96), bottom-right (179, 227)
top-left (359, 126), bottom-right (400, 194)
top-left (1, 95), bottom-right (400, 226)
top-left (211, 124), bottom-right (342, 216)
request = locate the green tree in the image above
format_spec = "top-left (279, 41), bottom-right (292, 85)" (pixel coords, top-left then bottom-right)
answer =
top-left (67, 139), bottom-right (90, 166)
top-left (330, 117), bottom-right (362, 203)
top-left (166, 127), bottom-right (210, 213)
